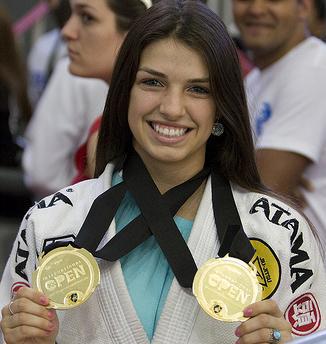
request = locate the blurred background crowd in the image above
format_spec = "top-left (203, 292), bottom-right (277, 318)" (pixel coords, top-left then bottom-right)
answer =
top-left (0, 0), bottom-right (326, 277)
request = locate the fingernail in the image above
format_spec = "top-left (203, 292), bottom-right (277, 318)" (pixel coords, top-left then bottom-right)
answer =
top-left (48, 310), bottom-right (54, 319)
top-left (243, 308), bottom-right (253, 317)
top-left (48, 322), bottom-right (55, 330)
top-left (235, 327), bottom-right (240, 337)
top-left (40, 296), bottom-right (48, 305)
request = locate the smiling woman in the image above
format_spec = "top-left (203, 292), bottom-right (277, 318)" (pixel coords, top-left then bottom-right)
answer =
top-left (128, 38), bottom-right (216, 179)
top-left (0, 1), bottom-right (325, 344)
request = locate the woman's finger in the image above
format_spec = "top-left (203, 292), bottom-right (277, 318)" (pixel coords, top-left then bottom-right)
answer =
top-left (7, 309), bottom-right (56, 332)
top-left (3, 297), bottom-right (54, 323)
top-left (1, 306), bottom-right (58, 344)
top-left (14, 286), bottom-right (50, 306)
top-left (243, 299), bottom-right (283, 319)
top-left (235, 300), bottom-right (293, 343)
top-left (236, 312), bottom-right (292, 336)
top-left (1, 288), bottom-right (54, 330)
top-left (0, 286), bottom-right (58, 344)
top-left (235, 327), bottom-right (292, 344)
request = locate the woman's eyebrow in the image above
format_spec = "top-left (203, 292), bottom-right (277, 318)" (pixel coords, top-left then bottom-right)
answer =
top-left (138, 67), bottom-right (166, 78)
top-left (138, 67), bottom-right (209, 83)
top-left (188, 78), bottom-right (209, 83)
top-left (74, 3), bottom-right (96, 12)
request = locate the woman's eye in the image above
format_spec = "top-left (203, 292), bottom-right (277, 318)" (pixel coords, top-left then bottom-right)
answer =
top-left (142, 79), bottom-right (163, 87)
top-left (189, 86), bottom-right (210, 95)
top-left (80, 13), bottom-right (94, 24)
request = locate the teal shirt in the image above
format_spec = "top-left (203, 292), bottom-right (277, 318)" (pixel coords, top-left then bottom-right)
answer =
top-left (113, 173), bottom-right (193, 340)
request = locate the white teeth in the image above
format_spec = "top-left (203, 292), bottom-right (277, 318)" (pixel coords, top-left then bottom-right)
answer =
top-left (152, 123), bottom-right (187, 137)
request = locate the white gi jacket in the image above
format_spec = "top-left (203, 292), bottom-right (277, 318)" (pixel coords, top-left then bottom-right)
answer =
top-left (23, 58), bottom-right (108, 196)
top-left (0, 163), bottom-right (325, 343)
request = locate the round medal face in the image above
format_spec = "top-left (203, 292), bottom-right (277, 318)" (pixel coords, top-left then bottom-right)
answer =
top-left (193, 256), bottom-right (262, 322)
top-left (32, 245), bottom-right (100, 309)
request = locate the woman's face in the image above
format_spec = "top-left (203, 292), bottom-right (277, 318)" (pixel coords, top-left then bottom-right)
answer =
top-left (62, 0), bottom-right (125, 82)
top-left (128, 37), bottom-right (216, 174)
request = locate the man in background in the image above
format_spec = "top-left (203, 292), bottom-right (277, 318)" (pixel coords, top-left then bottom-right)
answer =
top-left (232, 0), bottom-right (326, 253)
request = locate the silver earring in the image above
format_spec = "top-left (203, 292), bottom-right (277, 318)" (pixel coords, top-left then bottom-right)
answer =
top-left (212, 122), bottom-right (224, 136)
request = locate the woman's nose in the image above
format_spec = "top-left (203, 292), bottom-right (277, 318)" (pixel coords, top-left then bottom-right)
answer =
top-left (159, 89), bottom-right (185, 119)
top-left (61, 15), bottom-right (78, 41)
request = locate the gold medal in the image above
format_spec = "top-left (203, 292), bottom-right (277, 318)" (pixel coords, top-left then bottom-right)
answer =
top-left (193, 255), bottom-right (262, 322)
top-left (32, 245), bottom-right (100, 309)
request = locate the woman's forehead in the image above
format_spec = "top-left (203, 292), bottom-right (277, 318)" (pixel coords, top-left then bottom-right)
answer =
top-left (70, 0), bottom-right (106, 10)
top-left (138, 38), bottom-right (209, 78)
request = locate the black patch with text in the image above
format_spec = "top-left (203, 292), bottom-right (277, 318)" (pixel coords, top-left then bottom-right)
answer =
top-left (249, 198), bottom-right (313, 293)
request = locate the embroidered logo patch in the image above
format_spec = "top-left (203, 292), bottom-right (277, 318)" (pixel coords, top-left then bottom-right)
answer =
top-left (250, 238), bottom-right (281, 300)
top-left (285, 293), bottom-right (321, 336)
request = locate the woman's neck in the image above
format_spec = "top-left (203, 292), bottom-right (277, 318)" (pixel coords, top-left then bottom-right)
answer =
top-left (146, 163), bottom-right (207, 221)
top-left (176, 181), bottom-right (206, 221)
top-left (144, 158), bottom-right (205, 194)
top-left (134, 150), bottom-right (207, 221)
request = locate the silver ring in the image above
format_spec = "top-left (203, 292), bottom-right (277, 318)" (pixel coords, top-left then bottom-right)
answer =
top-left (269, 328), bottom-right (281, 343)
top-left (8, 300), bottom-right (14, 316)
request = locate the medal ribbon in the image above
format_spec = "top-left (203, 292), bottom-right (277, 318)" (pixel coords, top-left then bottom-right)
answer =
top-left (75, 150), bottom-right (210, 287)
top-left (74, 150), bottom-right (254, 288)
top-left (211, 170), bottom-right (255, 263)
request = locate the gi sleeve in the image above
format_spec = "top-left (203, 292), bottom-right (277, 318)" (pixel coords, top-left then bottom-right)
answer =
top-left (0, 206), bottom-right (38, 322)
top-left (283, 216), bottom-right (326, 337)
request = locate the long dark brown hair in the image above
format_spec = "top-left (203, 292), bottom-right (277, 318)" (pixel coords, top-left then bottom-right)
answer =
top-left (0, 6), bottom-right (32, 128)
top-left (107, 0), bottom-right (159, 32)
top-left (96, 0), bottom-right (263, 192)
top-left (314, 0), bottom-right (326, 20)
top-left (108, 0), bottom-right (207, 32)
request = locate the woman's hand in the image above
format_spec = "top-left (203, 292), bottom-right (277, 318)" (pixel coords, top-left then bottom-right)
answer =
top-left (235, 299), bottom-right (293, 343)
top-left (0, 286), bottom-right (58, 344)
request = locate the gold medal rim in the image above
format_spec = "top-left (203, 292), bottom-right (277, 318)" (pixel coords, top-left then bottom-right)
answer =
top-left (33, 245), bottom-right (100, 309)
top-left (193, 256), bottom-right (262, 322)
